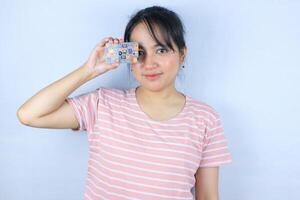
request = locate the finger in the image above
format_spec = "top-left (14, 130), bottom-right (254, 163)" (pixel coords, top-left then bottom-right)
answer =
top-left (111, 62), bottom-right (120, 68)
top-left (104, 38), bottom-right (115, 48)
top-left (97, 37), bottom-right (113, 47)
top-left (113, 38), bottom-right (119, 44)
top-left (90, 37), bottom-right (111, 60)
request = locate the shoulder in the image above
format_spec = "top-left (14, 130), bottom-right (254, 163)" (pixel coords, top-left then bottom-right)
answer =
top-left (186, 95), bottom-right (221, 126)
top-left (96, 86), bottom-right (128, 97)
top-left (95, 87), bottom-right (134, 104)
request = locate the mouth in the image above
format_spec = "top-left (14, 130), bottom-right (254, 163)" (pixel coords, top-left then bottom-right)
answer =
top-left (144, 73), bottom-right (163, 80)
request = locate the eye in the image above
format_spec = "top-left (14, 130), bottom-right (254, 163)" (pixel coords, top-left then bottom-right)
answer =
top-left (157, 48), bottom-right (168, 54)
top-left (138, 49), bottom-right (145, 56)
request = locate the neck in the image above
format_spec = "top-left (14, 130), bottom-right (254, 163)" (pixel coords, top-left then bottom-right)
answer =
top-left (136, 85), bottom-right (181, 105)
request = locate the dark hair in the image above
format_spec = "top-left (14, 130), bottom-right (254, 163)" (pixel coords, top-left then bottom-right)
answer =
top-left (124, 6), bottom-right (186, 55)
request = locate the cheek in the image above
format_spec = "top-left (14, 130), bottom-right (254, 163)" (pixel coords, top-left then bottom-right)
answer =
top-left (163, 59), bottom-right (180, 72)
top-left (131, 57), bottom-right (180, 73)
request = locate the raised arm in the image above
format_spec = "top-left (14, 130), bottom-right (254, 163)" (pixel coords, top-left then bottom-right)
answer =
top-left (17, 37), bottom-right (122, 129)
top-left (17, 65), bottom-right (92, 129)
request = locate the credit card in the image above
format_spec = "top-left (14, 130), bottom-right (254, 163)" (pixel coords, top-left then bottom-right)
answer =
top-left (105, 42), bottom-right (139, 64)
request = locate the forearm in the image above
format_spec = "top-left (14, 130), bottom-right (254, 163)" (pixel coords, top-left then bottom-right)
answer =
top-left (195, 196), bottom-right (218, 200)
top-left (195, 190), bottom-right (219, 200)
top-left (17, 63), bottom-right (92, 121)
top-left (196, 198), bottom-right (218, 200)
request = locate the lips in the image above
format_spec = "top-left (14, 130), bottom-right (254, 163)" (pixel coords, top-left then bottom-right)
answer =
top-left (144, 73), bottom-right (162, 80)
top-left (144, 73), bottom-right (162, 77)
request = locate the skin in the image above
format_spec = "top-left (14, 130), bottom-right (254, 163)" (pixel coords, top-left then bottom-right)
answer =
top-left (129, 22), bottom-right (188, 121)
top-left (194, 167), bottom-right (219, 200)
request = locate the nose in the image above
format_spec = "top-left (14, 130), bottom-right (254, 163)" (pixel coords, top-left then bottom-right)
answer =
top-left (141, 53), bottom-right (158, 70)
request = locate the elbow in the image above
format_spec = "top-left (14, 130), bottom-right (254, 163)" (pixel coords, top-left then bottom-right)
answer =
top-left (195, 192), bottom-right (219, 200)
top-left (196, 197), bottom-right (218, 200)
top-left (196, 195), bottom-right (219, 200)
top-left (17, 108), bottom-right (32, 126)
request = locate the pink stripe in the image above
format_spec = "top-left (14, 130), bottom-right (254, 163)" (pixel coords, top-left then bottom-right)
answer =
top-left (95, 115), bottom-right (203, 142)
top-left (208, 133), bottom-right (226, 142)
top-left (88, 132), bottom-right (201, 156)
top-left (85, 179), bottom-right (108, 199)
top-left (204, 141), bottom-right (228, 151)
top-left (89, 140), bottom-right (199, 163)
top-left (103, 92), bottom-right (216, 118)
top-left (89, 153), bottom-right (194, 183)
top-left (87, 162), bottom-right (192, 199)
top-left (202, 146), bottom-right (230, 157)
top-left (88, 159), bottom-right (192, 189)
top-left (88, 166), bottom-right (191, 196)
top-left (89, 146), bottom-right (196, 177)
top-left (89, 139), bottom-right (198, 169)
top-left (96, 103), bottom-right (207, 129)
top-left (200, 154), bottom-right (232, 166)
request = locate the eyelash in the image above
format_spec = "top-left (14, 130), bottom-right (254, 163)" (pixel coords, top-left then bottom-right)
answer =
top-left (138, 48), bottom-right (168, 56)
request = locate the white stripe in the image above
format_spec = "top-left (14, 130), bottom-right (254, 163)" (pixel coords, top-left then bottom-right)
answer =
top-left (90, 139), bottom-right (199, 168)
top-left (208, 125), bottom-right (223, 132)
top-left (84, 192), bottom-right (94, 200)
top-left (87, 172), bottom-right (192, 200)
top-left (96, 117), bottom-right (204, 146)
top-left (86, 180), bottom-right (128, 200)
top-left (201, 152), bottom-right (231, 160)
top-left (89, 132), bottom-right (202, 159)
top-left (87, 157), bottom-right (194, 187)
top-left (85, 183), bottom-right (108, 200)
top-left (127, 91), bottom-right (218, 117)
top-left (100, 92), bottom-right (215, 124)
top-left (97, 103), bottom-right (204, 127)
top-left (205, 138), bottom-right (228, 147)
top-left (96, 110), bottom-right (205, 135)
top-left (90, 146), bottom-right (197, 172)
top-left (88, 164), bottom-right (190, 192)
top-left (202, 145), bottom-right (229, 153)
top-left (99, 97), bottom-right (217, 128)
top-left (199, 159), bottom-right (233, 167)
top-left (92, 126), bottom-right (201, 151)
top-left (88, 155), bottom-right (194, 180)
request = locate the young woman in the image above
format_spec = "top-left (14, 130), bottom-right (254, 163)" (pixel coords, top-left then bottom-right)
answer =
top-left (17, 6), bottom-right (232, 200)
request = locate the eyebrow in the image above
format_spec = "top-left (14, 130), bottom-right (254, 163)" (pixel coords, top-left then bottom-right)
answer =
top-left (133, 42), bottom-right (164, 50)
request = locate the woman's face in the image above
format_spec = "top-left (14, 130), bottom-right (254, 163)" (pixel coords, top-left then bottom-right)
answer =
top-left (130, 22), bottom-right (186, 92)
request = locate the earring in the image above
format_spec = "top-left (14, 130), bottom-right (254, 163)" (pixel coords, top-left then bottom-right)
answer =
top-left (181, 57), bottom-right (185, 68)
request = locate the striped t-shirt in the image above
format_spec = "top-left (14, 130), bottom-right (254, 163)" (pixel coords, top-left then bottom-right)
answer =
top-left (66, 87), bottom-right (232, 200)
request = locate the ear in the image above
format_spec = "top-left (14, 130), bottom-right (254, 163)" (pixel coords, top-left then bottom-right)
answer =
top-left (180, 47), bottom-right (187, 63)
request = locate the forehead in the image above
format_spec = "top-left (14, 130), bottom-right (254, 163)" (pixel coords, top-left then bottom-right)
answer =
top-left (130, 22), bottom-right (165, 47)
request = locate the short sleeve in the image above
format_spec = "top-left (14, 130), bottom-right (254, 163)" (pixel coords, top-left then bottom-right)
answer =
top-left (199, 110), bottom-right (233, 167)
top-left (66, 88), bottom-right (101, 132)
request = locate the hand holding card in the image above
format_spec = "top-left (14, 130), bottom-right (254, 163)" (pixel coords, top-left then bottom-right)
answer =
top-left (105, 42), bottom-right (139, 64)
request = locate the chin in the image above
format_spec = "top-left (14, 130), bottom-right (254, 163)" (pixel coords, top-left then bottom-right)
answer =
top-left (141, 83), bottom-right (167, 92)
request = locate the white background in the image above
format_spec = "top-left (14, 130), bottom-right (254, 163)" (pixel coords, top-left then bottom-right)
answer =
top-left (1, 0), bottom-right (299, 199)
